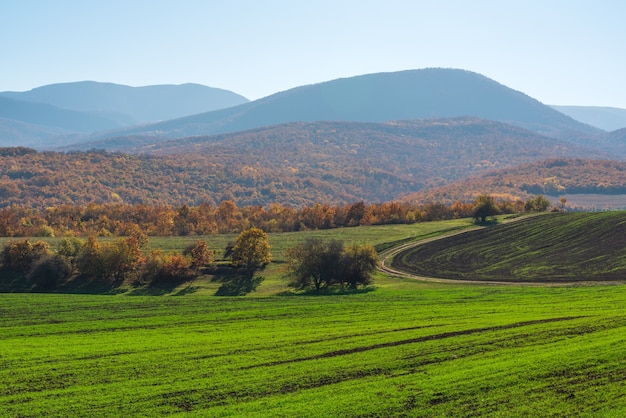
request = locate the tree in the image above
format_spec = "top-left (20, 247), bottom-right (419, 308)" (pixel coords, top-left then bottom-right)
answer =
top-left (76, 236), bottom-right (104, 279)
top-left (287, 239), bottom-right (377, 292)
top-left (472, 194), bottom-right (499, 223)
top-left (231, 227), bottom-right (271, 270)
top-left (184, 240), bottom-right (214, 271)
top-left (341, 244), bottom-right (377, 289)
top-left (524, 195), bottom-right (551, 212)
top-left (2, 239), bottom-right (51, 273)
top-left (287, 238), bottom-right (344, 291)
top-left (27, 255), bottom-right (72, 290)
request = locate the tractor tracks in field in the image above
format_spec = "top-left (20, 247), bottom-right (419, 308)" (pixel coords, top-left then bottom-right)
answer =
top-left (244, 316), bottom-right (585, 369)
top-left (376, 214), bottom-right (622, 286)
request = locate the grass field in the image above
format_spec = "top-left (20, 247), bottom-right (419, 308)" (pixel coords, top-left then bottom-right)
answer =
top-left (1, 284), bottom-right (626, 417)
top-left (1, 215), bottom-right (626, 416)
top-left (392, 212), bottom-right (626, 283)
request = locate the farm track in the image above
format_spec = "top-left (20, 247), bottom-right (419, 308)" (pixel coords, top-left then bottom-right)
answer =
top-left (244, 315), bottom-right (584, 369)
top-left (378, 214), bottom-right (626, 286)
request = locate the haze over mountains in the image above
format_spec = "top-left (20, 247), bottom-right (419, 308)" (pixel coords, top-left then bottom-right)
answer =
top-left (0, 82), bottom-right (249, 147)
top-left (2, 68), bottom-right (626, 208)
top-left (67, 68), bottom-right (602, 150)
top-left (551, 105), bottom-right (626, 131)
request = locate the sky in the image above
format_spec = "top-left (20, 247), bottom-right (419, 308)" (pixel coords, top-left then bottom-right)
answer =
top-left (1, 0), bottom-right (625, 107)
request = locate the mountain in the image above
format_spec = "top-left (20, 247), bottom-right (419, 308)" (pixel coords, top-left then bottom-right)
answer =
top-left (0, 117), bottom-right (75, 148)
top-left (12, 117), bottom-right (604, 208)
top-left (0, 81), bottom-right (249, 124)
top-left (0, 96), bottom-right (129, 132)
top-left (551, 105), bottom-right (626, 131)
top-left (68, 68), bottom-right (600, 150)
top-left (402, 158), bottom-right (626, 206)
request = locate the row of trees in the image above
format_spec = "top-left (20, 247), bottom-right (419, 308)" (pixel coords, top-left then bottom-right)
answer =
top-left (0, 195), bottom-right (550, 238)
top-left (0, 225), bottom-right (379, 294)
top-left (472, 194), bottom-right (552, 223)
top-left (0, 228), bottom-right (272, 292)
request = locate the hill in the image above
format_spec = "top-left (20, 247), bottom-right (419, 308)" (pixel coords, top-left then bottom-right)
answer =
top-left (391, 211), bottom-right (626, 283)
top-left (0, 81), bottom-right (249, 124)
top-left (0, 96), bottom-right (128, 132)
top-left (0, 82), bottom-right (249, 148)
top-left (0, 117), bottom-right (75, 148)
top-left (66, 68), bottom-right (600, 150)
top-left (403, 158), bottom-right (626, 205)
top-left (0, 118), bottom-right (605, 208)
top-left (551, 105), bottom-right (626, 131)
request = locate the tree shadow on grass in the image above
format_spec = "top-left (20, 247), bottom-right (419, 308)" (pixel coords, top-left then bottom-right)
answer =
top-left (212, 266), bottom-right (264, 296)
top-left (278, 285), bottom-right (377, 296)
top-left (126, 277), bottom-right (199, 296)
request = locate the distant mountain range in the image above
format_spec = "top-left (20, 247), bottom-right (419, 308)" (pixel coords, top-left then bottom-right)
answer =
top-left (0, 81), bottom-right (249, 123)
top-left (0, 82), bottom-right (249, 147)
top-left (2, 68), bottom-right (626, 209)
top-left (68, 68), bottom-right (601, 151)
top-left (551, 105), bottom-right (626, 131)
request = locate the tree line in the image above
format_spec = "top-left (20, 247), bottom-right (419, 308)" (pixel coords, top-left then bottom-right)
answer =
top-left (0, 195), bottom-right (548, 238)
top-left (0, 227), bottom-right (271, 293)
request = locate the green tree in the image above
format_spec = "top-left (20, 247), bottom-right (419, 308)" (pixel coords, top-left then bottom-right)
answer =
top-left (27, 255), bottom-right (72, 291)
top-left (76, 236), bottom-right (104, 279)
top-left (287, 238), bottom-right (344, 292)
top-left (58, 237), bottom-right (85, 271)
top-left (341, 244), bottom-right (377, 289)
top-left (525, 195), bottom-right (551, 212)
top-left (231, 227), bottom-right (272, 270)
top-left (472, 194), bottom-right (499, 223)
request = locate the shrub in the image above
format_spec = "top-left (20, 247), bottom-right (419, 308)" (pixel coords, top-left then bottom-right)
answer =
top-left (2, 239), bottom-right (51, 273)
top-left (27, 255), bottom-right (72, 291)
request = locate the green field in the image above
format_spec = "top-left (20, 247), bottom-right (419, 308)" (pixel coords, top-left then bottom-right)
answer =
top-left (1, 215), bottom-right (626, 416)
top-left (391, 212), bottom-right (626, 283)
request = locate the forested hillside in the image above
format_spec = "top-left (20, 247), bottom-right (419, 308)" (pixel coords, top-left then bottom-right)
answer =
top-left (403, 158), bottom-right (626, 204)
top-left (0, 118), bottom-right (603, 208)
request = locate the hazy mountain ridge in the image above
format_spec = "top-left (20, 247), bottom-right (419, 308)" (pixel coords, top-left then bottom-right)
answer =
top-left (0, 82), bottom-right (249, 148)
top-left (70, 68), bottom-right (600, 150)
top-left (0, 81), bottom-right (249, 124)
top-left (0, 96), bottom-right (127, 132)
top-left (551, 105), bottom-right (626, 131)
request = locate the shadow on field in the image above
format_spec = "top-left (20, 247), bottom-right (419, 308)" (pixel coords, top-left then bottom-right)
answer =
top-left (127, 278), bottom-right (200, 296)
top-left (278, 286), bottom-right (377, 296)
top-left (211, 266), bottom-right (263, 296)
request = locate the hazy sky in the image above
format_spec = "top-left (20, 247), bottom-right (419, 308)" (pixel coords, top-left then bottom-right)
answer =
top-left (2, 1), bottom-right (625, 107)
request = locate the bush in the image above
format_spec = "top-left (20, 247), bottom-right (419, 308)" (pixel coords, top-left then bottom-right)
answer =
top-left (27, 255), bottom-right (72, 291)
top-left (2, 239), bottom-right (51, 273)
top-left (140, 251), bottom-right (194, 286)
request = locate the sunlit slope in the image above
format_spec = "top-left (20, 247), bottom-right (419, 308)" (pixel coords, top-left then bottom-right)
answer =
top-left (392, 212), bottom-right (626, 282)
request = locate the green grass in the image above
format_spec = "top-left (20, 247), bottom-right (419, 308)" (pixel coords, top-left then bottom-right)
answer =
top-left (0, 218), bottom-right (475, 296)
top-left (2, 215), bottom-right (626, 416)
top-left (392, 212), bottom-right (626, 282)
top-left (1, 285), bottom-right (625, 417)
